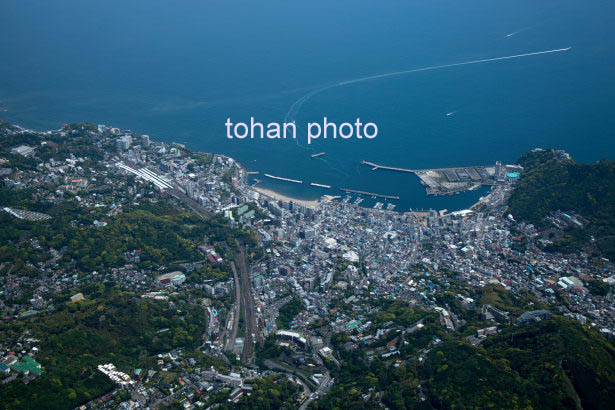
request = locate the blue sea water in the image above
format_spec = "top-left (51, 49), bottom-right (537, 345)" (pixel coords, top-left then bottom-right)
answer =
top-left (1, 0), bottom-right (614, 211)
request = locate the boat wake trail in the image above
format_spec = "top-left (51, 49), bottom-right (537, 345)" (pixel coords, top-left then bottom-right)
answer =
top-left (283, 47), bottom-right (572, 123)
top-left (283, 85), bottom-right (339, 124)
top-left (506, 27), bottom-right (532, 37)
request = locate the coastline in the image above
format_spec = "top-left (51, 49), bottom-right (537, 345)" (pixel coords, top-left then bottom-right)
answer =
top-left (230, 154), bottom-right (322, 209)
top-left (2, 123), bottom-right (486, 213)
top-left (250, 186), bottom-right (320, 209)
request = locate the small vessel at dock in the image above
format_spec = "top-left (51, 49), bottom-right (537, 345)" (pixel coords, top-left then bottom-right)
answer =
top-left (340, 188), bottom-right (400, 200)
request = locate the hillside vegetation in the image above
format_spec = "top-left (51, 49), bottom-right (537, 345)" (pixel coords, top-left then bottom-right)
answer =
top-left (0, 287), bottom-right (208, 410)
top-left (421, 316), bottom-right (615, 409)
top-left (507, 149), bottom-right (615, 258)
top-left (313, 290), bottom-right (615, 410)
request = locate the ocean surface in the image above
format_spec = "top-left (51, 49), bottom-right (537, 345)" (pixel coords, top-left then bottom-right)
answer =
top-left (1, 0), bottom-right (614, 211)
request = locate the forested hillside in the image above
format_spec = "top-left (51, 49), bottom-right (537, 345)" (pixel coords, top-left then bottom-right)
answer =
top-left (507, 149), bottom-right (615, 258)
top-left (0, 287), bottom-right (212, 410)
top-left (421, 316), bottom-right (615, 409)
top-left (312, 289), bottom-right (615, 410)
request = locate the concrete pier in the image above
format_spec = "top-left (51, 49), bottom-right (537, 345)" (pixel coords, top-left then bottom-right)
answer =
top-left (340, 188), bottom-right (400, 200)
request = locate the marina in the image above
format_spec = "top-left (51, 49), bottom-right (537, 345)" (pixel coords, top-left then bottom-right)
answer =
top-left (261, 173), bottom-right (399, 201)
top-left (254, 159), bottom-right (518, 210)
top-left (340, 188), bottom-right (400, 200)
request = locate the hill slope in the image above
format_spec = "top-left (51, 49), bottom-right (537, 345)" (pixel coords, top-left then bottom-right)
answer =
top-left (421, 316), bottom-right (615, 410)
top-left (507, 149), bottom-right (615, 258)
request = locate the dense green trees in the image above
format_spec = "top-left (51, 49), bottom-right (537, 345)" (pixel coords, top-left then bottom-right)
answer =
top-left (0, 195), bottom-right (245, 277)
top-left (507, 150), bottom-right (615, 258)
top-left (277, 297), bottom-right (305, 329)
top-left (0, 287), bottom-right (206, 410)
top-left (313, 303), bottom-right (444, 410)
top-left (587, 279), bottom-right (610, 296)
top-left (421, 316), bottom-right (615, 410)
top-left (313, 292), bottom-right (615, 410)
top-left (314, 316), bottom-right (615, 410)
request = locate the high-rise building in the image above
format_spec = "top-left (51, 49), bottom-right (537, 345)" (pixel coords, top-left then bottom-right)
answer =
top-left (116, 135), bottom-right (131, 151)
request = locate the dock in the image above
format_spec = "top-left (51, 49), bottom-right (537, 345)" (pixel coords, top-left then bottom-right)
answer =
top-left (360, 159), bottom-right (519, 196)
top-left (340, 188), bottom-right (400, 200)
top-left (260, 170), bottom-right (401, 202)
top-left (264, 173), bottom-right (303, 184)
top-left (360, 161), bottom-right (415, 173)
top-left (310, 182), bottom-right (331, 189)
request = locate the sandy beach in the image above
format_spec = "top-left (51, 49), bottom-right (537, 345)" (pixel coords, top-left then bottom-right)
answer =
top-left (251, 186), bottom-right (320, 209)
